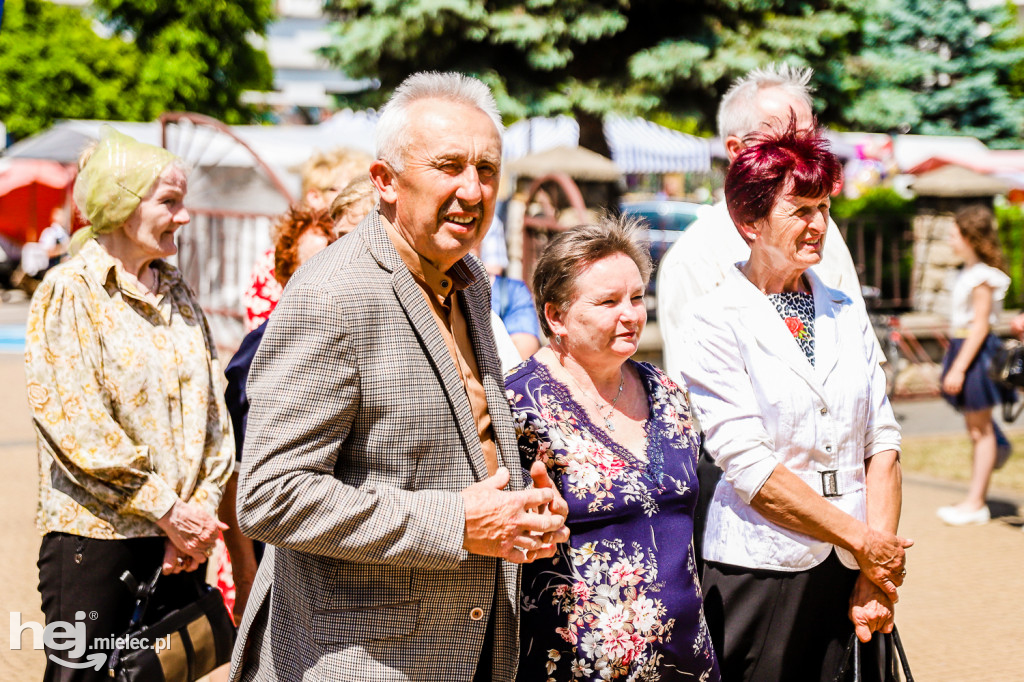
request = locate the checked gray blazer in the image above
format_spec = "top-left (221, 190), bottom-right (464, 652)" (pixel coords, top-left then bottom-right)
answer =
top-left (228, 210), bottom-right (523, 682)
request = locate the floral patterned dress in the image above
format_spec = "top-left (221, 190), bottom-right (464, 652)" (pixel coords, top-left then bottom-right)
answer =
top-left (506, 357), bottom-right (720, 682)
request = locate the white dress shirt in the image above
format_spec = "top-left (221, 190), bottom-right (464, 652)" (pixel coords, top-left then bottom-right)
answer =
top-left (658, 202), bottom-right (866, 383)
top-left (677, 265), bottom-right (901, 572)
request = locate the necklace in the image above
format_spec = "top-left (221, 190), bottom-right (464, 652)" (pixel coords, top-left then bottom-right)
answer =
top-left (561, 361), bottom-right (625, 431)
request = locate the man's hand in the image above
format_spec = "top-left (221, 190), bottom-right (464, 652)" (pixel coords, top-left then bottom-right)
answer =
top-left (854, 527), bottom-right (913, 601)
top-left (157, 500), bottom-right (228, 565)
top-left (528, 460), bottom-right (570, 525)
top-left (849, 573), bottom-right (895, 643)
top-left (462, 465), bottom-right (569, 564)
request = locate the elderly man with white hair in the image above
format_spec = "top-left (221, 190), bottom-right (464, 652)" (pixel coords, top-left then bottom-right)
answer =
top-left (230, 71), bottom-right (569, 682)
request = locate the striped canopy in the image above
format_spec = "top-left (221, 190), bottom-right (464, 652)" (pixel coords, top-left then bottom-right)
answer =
top-left (503, 115), bottom-right (711, 174)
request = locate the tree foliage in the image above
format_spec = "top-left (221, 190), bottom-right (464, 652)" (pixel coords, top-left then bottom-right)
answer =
top-left (0, 0), bottom-right (145, 140)
top-left (0, 0), bottom-right (273, 142)
top-left (93, 0), bottom-right (275, 124)
top-left (840, 0), bottom-right (1024, 147)
top-left (320, 0), bottom-right (864, 151)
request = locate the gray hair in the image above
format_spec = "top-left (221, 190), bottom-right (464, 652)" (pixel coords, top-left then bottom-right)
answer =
top-left (532, 214), bottom-right (652, 339)
top-left (716, 63), bottom-right (814, 139)
top-left (375, 71), bottom-right (503, 172)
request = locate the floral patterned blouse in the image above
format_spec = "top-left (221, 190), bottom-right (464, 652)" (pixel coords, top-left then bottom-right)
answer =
top-left (506, 357), bottom-right (720, 682)
top-left (24, 239), bottom-right (234, 539)
top-left (243, 247), bottom-right (282, 332)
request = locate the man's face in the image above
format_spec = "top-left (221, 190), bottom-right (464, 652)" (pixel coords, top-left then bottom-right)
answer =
top-left (375, 98), bottom-right (502, 270)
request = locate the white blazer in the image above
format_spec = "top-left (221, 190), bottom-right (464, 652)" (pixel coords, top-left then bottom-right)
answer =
top-left (678, 265), bottom-right (901, 572)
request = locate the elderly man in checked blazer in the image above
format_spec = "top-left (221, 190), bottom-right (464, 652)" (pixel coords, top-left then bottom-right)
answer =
top-left (229, 72), bottom-right (569, 682)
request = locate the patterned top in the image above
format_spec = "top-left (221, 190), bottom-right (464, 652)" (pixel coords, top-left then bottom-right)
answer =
top-left (24, 239), bottom-right (234, 539)
top-left (507, 357), bottom-right (720, 682)
top-left (244, 248), bottom-right (282, 332)
top-left (767, 291), bottom-right (815, 366)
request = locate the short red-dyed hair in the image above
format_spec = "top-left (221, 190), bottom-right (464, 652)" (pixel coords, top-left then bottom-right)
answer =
top-left (725, 120), bottom-right (841, 234)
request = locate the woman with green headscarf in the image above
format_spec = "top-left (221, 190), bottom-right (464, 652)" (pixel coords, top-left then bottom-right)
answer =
top-left (24, 127), bottom-right (234, 681)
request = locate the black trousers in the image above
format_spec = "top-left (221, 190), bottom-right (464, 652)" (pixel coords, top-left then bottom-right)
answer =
top-left (37, 532), bottom-right (205, 682)
top-left (703, 551), bottom-right (885, 682)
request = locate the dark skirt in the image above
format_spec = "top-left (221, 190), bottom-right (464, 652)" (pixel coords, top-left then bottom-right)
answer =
top-left (702, 551), bottom-right (886, 682)
top-left (941, 334), bottom-right (1015, 413)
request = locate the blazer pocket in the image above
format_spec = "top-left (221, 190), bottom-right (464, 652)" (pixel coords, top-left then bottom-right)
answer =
top-left (310, 600), bottom-right (420, 644)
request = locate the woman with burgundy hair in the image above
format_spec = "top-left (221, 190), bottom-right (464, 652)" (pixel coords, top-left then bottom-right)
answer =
top-left (676, 123), bottom-right (911, 681)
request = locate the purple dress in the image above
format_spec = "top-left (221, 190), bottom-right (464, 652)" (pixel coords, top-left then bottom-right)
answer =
top-left (506, 357), bottom-right (720, 682)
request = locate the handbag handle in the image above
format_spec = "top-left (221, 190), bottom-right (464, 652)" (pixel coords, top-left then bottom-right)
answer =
top-left (833, 626), bottom-right (913, 682)
top-left (891, 626), bottom-right (914, 682)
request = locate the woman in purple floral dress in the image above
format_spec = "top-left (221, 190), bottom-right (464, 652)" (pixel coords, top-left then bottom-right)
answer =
top-left (506, 218), bottom-right (720, 682)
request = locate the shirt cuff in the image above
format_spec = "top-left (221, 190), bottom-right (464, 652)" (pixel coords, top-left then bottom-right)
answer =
top-left (866, 440), bottom-right (902, 459)
top-left (122, 474), bottom-right (179, 523)
top-left (190, 481), bottom-right (225, 518)
top-left (724, 449), bottom-right (779, 504)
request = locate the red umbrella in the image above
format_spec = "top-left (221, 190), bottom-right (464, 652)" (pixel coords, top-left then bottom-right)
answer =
top-left (0, 159), bottom-right (73, 244)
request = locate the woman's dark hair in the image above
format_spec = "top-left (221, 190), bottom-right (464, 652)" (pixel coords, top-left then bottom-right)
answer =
top-left (724, 119), bottom-right (842, 237)
top-left (532, 214), bottom-right (652, 338)
top-left (273, 205), bottom-right (336, 286)
top-left (955, 204), bottom-right (1006, 272)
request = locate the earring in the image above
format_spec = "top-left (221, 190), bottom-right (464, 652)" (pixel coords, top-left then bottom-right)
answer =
top-left (554, 334), bottom-right (563, 346)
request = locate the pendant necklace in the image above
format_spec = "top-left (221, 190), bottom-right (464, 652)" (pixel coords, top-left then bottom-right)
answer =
top-left (562, 362), bottom-right (625, 431)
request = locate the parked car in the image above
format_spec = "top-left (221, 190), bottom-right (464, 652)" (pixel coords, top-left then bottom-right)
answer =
top-left (620, 200), bottom-right (702, 320)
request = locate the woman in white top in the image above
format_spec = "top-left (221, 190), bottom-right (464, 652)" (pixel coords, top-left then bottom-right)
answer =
top-left (678, 122), bottom-right (911, 682)
top-left (937, 204), bottom-right (1014, 526)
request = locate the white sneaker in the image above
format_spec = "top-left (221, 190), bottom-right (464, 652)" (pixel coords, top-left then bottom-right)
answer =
top-left (937, 505), bottom-right (991, 526)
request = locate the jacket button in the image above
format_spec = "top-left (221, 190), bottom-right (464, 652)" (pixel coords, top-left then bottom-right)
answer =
top-left (825, 445), bottom-right (833, 453)
top-left (469, 607), bottom-right (484, 621)
top-left (820, 407), bottom-right (828, 415)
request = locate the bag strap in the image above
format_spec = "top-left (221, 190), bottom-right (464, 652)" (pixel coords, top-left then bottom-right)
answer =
top-left (108, 567), bottom-right (161, 673)
top-left (892, 626), bottom-right (914, 682)
top-left (1004, 394), bottom-right (1024, 423)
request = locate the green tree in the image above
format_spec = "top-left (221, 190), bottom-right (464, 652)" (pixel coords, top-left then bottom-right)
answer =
top-left (94, 0), bottom-right (275, 124)
top-left (0, 0), bottom-right (146, 140)
top-left (320, 0), bottom-right (863, 153)
top-left (841, 0), bottom-right (1024, 147)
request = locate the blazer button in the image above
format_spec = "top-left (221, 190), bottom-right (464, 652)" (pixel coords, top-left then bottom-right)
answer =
top-left (469, 607), bottom-right (485, 621)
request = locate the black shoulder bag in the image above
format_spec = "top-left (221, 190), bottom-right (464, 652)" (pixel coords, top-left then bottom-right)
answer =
top-left (107, 567), bottom-right (236, 682)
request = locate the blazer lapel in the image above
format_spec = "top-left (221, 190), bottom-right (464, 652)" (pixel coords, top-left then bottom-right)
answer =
top-left (724, 265), bottom-right (828, 402)
top-left (807, 269), bottom-right (843, 384)
top-left (361, 211), bottom-right (491, 482)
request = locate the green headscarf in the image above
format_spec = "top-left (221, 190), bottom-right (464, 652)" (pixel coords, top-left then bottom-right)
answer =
top-left (70, 126), bottom-right (179, 255)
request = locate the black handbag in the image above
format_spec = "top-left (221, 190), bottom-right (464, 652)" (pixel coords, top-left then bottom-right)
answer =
top-left (832, 627), bottom-right (914, 682)
top-left (107, 567), bottom-right (236, 682)
top-left (987, 339), bottom-right (1024, 421)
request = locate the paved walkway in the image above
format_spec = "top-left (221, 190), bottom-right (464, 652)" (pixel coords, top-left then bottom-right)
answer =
top-left (2, 298), bottom-right (1024, 679)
